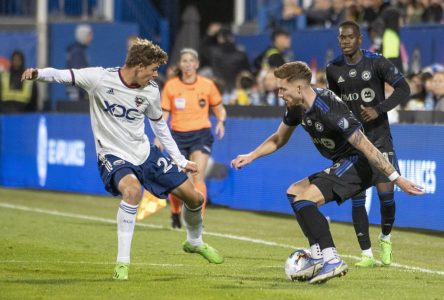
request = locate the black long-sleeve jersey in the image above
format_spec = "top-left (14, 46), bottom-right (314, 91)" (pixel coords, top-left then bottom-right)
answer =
top-left (326, 50), bottom-right (409, 147)
top-left (283, 88), bottom-right (362, 162)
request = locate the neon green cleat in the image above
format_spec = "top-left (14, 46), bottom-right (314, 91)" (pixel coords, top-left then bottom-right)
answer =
top-left (182, 241), bottom-right (224, 264)
top-left (380, 238), bottom-right (393, 266)
top-left (354, 254), bottom-right (377, 268)
top-left (113, 263), bottom-right (129, 280)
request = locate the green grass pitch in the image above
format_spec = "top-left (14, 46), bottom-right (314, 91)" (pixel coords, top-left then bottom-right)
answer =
top-left (0, 188), bottom-right (443, 299)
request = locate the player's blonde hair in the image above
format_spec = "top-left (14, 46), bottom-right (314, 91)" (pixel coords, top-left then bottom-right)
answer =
top-left (125, 38), bottom-right (168, 67)
top-left (274, 61), bottom-right (312, 83)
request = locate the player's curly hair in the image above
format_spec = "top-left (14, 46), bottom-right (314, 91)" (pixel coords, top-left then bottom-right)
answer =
top-left (274, 61), bottom-right (312, 83)
top-left (125, 38), bottom-right (168, 67)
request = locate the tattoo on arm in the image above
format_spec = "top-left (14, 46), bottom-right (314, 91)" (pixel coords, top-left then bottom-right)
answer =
top-left (348, 130), bottom-right (395, 177)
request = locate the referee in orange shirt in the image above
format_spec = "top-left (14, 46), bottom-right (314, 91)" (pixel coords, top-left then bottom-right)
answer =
top-left (159, 48), bottom-right (226, 228)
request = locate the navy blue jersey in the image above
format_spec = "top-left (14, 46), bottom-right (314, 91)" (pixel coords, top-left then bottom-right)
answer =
top-left (283, 88), bottom-right (362, 162)
top-left (326, 50), bottom-right (403, 146)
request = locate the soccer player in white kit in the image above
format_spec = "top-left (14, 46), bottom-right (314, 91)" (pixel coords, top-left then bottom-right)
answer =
top-left (21, 38), bottom-right (224, 280)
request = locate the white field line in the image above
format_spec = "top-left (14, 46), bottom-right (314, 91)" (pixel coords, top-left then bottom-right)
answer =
top-left (1, 202), bottom-right (443, 276)
top-left (0, 260), bottom-right (185, 267)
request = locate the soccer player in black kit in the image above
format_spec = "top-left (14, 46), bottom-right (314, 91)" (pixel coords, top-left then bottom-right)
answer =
top-left (231, 61), bottom-right (423, 284)
top-left (326, 21), bottom-right (411, 268)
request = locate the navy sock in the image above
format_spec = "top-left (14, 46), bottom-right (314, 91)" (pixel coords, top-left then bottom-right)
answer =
top-left (379, 192), bottom-right (395, 235)
top-left (291, 199), bottom-right (335, 250)
top-left (352, 197), bottom-right (371, 250)
top-left (287, 194), bottom-right (316, 245)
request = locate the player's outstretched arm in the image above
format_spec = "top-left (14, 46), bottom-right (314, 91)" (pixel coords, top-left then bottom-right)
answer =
top-left (231, 122), bottom-right (295, 170)
top-left (348, 129), bottom-right (424, 195)
top-left (22, 67), bottom-right (73, 84)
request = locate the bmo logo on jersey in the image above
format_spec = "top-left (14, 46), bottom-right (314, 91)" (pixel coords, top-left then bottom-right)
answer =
top-left (103, 100), bottom-right (138, 120)
top-left (341, 93), bottom-right (359, 101)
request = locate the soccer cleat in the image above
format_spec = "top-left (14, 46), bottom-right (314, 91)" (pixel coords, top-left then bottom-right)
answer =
top-left (112, 263), bottom-right (129, 280)
top-left (291, 257), bottom-right (324, 281)
top-left (171, 213), bottom-right (182, 229)
top-left (380, 238), bottom-right (393, 266)
top-left (309, 259), bottom-right (348, 284)
top-left (182, 241), bottom-right (224, 264)
top-left (354, 254), bottom-right (377, 268)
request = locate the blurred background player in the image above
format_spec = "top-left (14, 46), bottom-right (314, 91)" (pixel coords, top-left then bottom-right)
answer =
top-left (326, 21), bottom-right (410, 267)
top-left (231, 61), bottom-right (423, 284)
top-left (22, 38), bottom-right (224, 280)
top-left (156, 48), bottom-right (226, 228)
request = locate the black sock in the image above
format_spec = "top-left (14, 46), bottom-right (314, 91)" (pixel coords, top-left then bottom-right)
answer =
top-left (379, 192), bottom-right (395, 235)
top-left (287, 194), bottom-right (317, 245)
top-left (352, 196), bottom-right (371, 250)
top-left (291, 199), bottom-right (334, 250)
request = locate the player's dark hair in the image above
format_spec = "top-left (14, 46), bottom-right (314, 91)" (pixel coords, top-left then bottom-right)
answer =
top-left (274, 61), bottom-right (312, 83)
top-left (339, 20), bottom-right (361, 35)
top-left (125, 38), bottom-right (168, 67)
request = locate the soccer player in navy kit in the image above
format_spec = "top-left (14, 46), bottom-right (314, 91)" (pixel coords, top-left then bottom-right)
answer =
top-left (326, 21), bottom-right (410, 267)
top-left (231, 61), bottom-right (423, 284)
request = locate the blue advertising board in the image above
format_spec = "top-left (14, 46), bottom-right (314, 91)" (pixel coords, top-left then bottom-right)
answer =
top-left (0, 114), bottom-right (442, 231)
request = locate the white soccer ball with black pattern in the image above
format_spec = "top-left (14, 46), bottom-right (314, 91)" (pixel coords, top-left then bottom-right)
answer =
top-left (284, 249), bottom-right (311, 280)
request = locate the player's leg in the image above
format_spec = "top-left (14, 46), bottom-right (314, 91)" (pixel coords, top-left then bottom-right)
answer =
top-left (287, 181), bottom-right (348, 284)
top-left (376, 181), bottom-right (395, 266)
top-left (189, 150), bottom-right (209, 215)
top-left (114, 170), bottom-right (143, 280)
top-left (286, 179), bottom-right (323, 280)
top-left (352, 190), bottom-right (376, 268)
top-left (171, 179), bottom-right (224, 264)
top-left (169, 194), bottom-right (182, 228)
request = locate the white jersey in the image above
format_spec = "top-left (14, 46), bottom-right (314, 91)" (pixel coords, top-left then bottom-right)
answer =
top-left (37, 67), bottom-right (188, 167)
top-left (71, 67), bottom-right (161, 165)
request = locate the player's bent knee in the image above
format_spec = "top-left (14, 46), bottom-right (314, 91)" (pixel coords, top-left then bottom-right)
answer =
top-left (122, 185), bottom-right (142, 205)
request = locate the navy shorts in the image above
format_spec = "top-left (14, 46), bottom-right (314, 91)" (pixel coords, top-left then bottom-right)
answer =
top-left (98, 145), bottom-right (188, 198)
top-left (171, 128), bottom-right (214, 158)
top-left (308, 154), bottom-right (373, 205)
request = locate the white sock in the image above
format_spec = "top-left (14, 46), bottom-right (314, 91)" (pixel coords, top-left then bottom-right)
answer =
top-left (310, 243), bottom-right (322, 259)
top-left (116, 201), bottom-right (138, 264)
top-left (182, 204), bottom-right (203, 246)
top-left (322, 247), bottom-right (340, 264)
top-left (362, 248), bottom-right (373, 257)
top-left (380, 233), bottom-right (391, 241)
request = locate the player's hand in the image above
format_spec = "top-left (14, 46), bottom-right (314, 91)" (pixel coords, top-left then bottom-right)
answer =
top-left (215, 121), bottom-right (225, 139)
top-left (21, 68), bottom-right (38, 81)
top-left (394, 176), bottom-right (425, 195)
top-left (183, 160), bottom-right (198, 175)
top-left (231, 153), bottom-right (254, 170)
top-left (360, 105), bottom-right (379, 122)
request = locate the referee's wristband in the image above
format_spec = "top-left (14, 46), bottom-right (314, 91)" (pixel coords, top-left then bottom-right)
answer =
top-left (388, 171), bottom-right (400, 182)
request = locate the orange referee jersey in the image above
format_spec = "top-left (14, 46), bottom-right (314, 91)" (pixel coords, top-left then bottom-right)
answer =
top-left (161, 75), bottom-right (222, 132)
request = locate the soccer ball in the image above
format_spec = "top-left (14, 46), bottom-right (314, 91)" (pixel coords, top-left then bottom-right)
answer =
top-left (284, 249), bottom-right (311, 280)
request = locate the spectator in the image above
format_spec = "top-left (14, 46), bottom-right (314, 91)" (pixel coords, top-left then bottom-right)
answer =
top-left (198, 22), bottom-right (222, 72)
top-left (306, 0), bottom-right (333, 27)
top-left (66, 24), bottom-right (93, 101)
top-left (253, 29), bottom-right (292, 73)
top-left (331, 0), bottom-right (348, 26)
top-left (421, 71), bottom-right (436, 110)
top-left (231, 71), bottom-right (261, 106)
top-left (207, 27), bottom-right (251, 98)
top-left (432, 71), bottom-right (444, 111)
top-left (361, 0), bottom-right (391, 26)
top-left (404, 73), bottom-right (426, 110)
top-left (259, 69), bottom-right (284, 106)
top-left (0, 50), bottom-right (37, 113)
top-left (421, 0), bottom-right (443, 23)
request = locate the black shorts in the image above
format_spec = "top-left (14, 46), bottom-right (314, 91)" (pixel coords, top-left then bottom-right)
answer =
top-left (308, 154), bottom-right (373, 205)
top-left (172, 128), bottom-right (214, 158)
